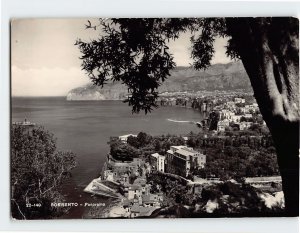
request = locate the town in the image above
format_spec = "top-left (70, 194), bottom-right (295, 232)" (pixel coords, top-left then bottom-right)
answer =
top-left (84, 93), bottom-right (283, 218)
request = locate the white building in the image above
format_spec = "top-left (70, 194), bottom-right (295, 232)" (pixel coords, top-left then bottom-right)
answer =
top-left (220, 109), bottom-right (235, 121)
top-left (234, 97), bottom-right (245, 104)
top-left (166, 146), bottom-right (206, 177)
top-left (103, 170), bottom-right (115, 181)
top-left (217, 119), bottom-right (230, 132)
top-left (119, 134), bottom-right (137, 143)
top-left (231, 115), bottom-right (242, 123)
top-left (150, 153), bottom-right (166, 173)
top-left (239, 121), bottom-right (253, 130)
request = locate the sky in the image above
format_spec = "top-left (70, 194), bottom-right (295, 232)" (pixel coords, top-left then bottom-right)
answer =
top-left (11, 18), bottom-right (232, 96)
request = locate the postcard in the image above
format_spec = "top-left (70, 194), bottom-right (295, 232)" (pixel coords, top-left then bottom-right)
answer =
top-left (11, 17), bottom-right (299, 219)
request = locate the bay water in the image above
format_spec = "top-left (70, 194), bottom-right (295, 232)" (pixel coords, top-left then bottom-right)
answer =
top-left (11, 97), bottom-right (203, 218)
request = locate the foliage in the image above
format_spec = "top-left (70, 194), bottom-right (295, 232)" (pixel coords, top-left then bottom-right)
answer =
top-left (208, 111), bottom-right (220, 131)
top-left (110, 141), bottom-right (140, 162)
top-left (147, 173), bottom-right (193, 205)
top-left (186, 129), bottom-right (279, 179)
top-left (76, 17), bottom-right (299, 215)
top-left (126, 132), bottom-right (154, 149)
top-left (147, 173), bottom-right (275, 216)
top-left (115, 132), bottom-right (185, 158)
top-left (11, 126), bottom-right (76, 219)
top-left (196, 182), bottom-right (268, 215)
top-left (76, 18), bottom-right (234, 113)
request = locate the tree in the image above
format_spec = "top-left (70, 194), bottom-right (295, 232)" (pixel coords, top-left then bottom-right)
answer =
top-left (208, 111), bottom-right (220, 131)
top-left (11, 126), bottom-right (76, 219)
top-left (76, 18), bottom-right (299, 216)
top-left (110, 141), bottom-right (140, 161)
top-left (136, 132), bottom-right (152, 147)
top-left (127, 135), bottom-right (140, 148)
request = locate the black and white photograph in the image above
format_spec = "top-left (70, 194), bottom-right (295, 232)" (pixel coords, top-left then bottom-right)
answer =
top-left (10, 17), bottom-right (299, 220)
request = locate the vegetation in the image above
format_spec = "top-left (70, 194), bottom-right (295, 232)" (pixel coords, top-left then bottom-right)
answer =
top-left (110, 141), bottom-right (140, 162)
top-left (186, 129), bottom-right (279, 179)
top-left (109, 132), bottom-right (186, 162)
top-left (77, 18), bottom-right (299, 215)
top-left (147, 173), bottom-right (280, 217)
top-left (11, 126), bottom-right (76, 219)
top-left (195, 146), bottom-right (279, 180)
top-left (111, 129), bottom-right (279, 180)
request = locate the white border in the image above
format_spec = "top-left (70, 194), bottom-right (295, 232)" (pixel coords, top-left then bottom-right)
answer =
top-left (1, 0), bottom-right (299, 232)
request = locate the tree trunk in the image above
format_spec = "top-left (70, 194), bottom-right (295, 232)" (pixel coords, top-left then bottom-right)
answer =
top-left (226, 17), bottom-right (299, 216)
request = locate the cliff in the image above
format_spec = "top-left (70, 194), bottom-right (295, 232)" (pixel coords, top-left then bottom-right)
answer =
top-left (66, 82), bottom-right (128, 101)
top-left (67, 62), bottom-right (251, 100)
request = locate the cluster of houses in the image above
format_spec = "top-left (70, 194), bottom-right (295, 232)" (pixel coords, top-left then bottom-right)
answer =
top-left (215, 97), bottom-right (262, 132)
top-left (121, 178), bottom-right (164, 218)
top-left (95, 134), bottom-right (207, 218)
top-left (100, 154), bottom-right (164, 218)
top-left (150, 146), bottom-right (206, 177)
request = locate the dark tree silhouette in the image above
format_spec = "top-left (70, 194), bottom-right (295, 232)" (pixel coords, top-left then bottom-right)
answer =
top-left (11, 126), bottom-right (76, 219)
top-left (76, 18), bottom-right (299, 216)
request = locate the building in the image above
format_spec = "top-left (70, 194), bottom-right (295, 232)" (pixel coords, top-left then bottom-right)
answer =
top-left (217, 119), bottom-right (230, 132)
top-left (150, 153), bottom-right (166, 172)
top-left (102, 170), bottom-right (115, 181)
top-left (126, 182), bottom-right (151, 200)
top-left (239, 121), bottom-right (253, 130)
top-left (141, 194), bottom-right (163, 207)
top-left (129, 204), bottom-right (157, 218)
top-left (234, 97), bottom-right (245, 104)
top-left (231, 115), bottom-right (242, 123)
top-left (245, 176), bottom-right (282, 189)
top-left (245, 104), bottom-right (259, 113)
top-left (166, 146), bottom-right (206, 177)
top-left (119, 134), bottom-right (137, 143)
top-left (127, 185), bottom-right (142, 200)
top-left (219, 109), bottom-right (235, 121)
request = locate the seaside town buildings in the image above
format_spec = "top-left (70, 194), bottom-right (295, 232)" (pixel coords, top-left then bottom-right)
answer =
top-left (166, 146), bottom-right (206, 177)
top-left (84, 93), bottom-right (272, 218)
top-left (150, 153), bottom-right (166, 172)
top-left (94, 141), bottom-right (208, 218)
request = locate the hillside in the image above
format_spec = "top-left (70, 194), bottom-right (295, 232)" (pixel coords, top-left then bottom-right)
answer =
top-left (66, 62), bottom-right (251, 100)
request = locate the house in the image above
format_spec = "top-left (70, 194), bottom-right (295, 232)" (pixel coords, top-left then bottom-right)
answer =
top-left (234, 97), bottom-right (245, 104)
top-left (239, 121), bottom-right (253, 130)
top-left (166, 146), bottom-right (206, 177)
top-left (244, 104), bottom-right (259, 113)
top-left (182, 136), bottom-right (189, 144)
top-left (103, 170), bottom-right (115, 181)
top-left (150, 153), bottom-right (166, 172)
top-left (243, 113), bottom-right (253, 119)
top-left (129, 204), bottom-right (157, 218)
top-left (226, 101), bottom-right (235, 109)
top-left (245, 176), bottom-right (282, 189)
top-left (126, 181), bottom-right (151, 200)
top-left (141, 194), bottom-right (163, 207)
top-left (119, 134), bottom-right (137, 143)
top-left (217, 119), bottom-right (230, 132)
top-left (231, 115), bottom-right (242, 123)
top-left (220, 109), bottom-right (235, 121)
top-left (127, 185), bottom-right (142, 200)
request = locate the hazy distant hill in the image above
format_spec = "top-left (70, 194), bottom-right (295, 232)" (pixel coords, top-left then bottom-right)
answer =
top-left (66, 62), bottom-right (251, 100)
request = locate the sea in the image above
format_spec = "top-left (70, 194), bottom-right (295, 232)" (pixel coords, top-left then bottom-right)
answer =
top-left (11, 97), bottom-right (204, 218)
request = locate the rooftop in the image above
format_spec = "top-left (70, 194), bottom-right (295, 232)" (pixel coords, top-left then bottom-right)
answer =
top-left (130, 204), bottom-right (157, 215)
top-left (245, 176), bottom-right (282, 183)
top-left (142, 194), bottom-right (161, 203)
top-left (170, 145), bottom-right (188, 150)
top-left (175, 147), bottom-right (199, 158)
top-left (119, 134), bottom-right (137, 139)
top-left (151, 153), bottom-right (165, 159)
top-left (128, 185), bottom-right (141, 191)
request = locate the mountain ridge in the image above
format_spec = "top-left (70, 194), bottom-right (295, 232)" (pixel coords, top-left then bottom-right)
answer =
top-left (66, 61), bottom-right (251, 100)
